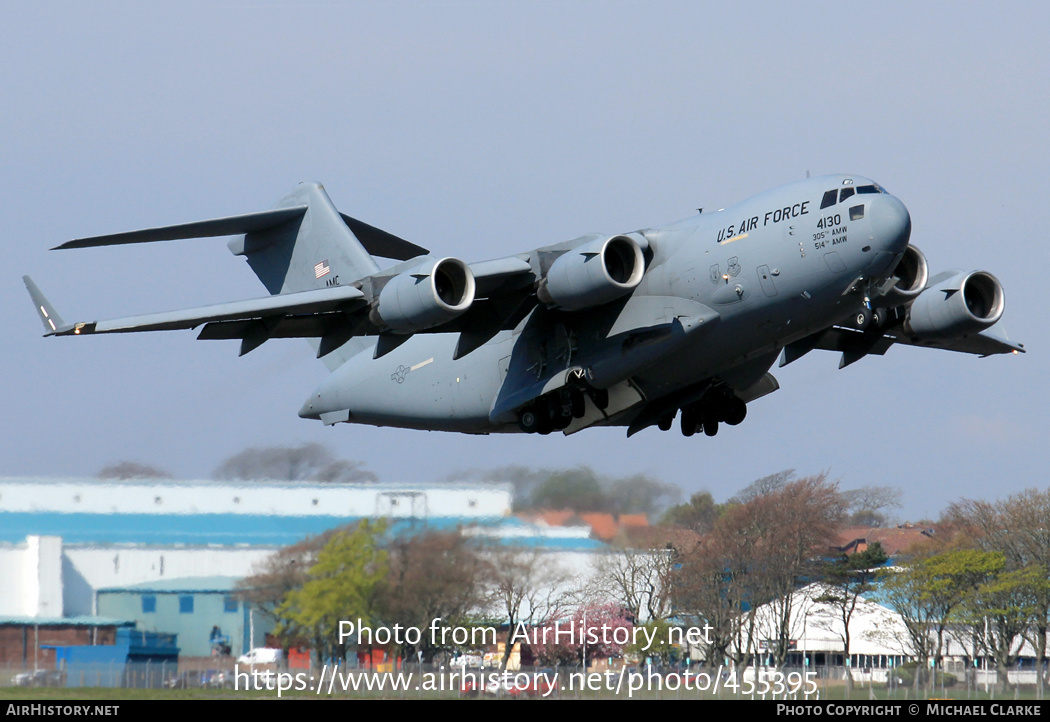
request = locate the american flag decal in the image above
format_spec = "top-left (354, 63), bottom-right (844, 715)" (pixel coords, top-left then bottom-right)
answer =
top-left (314, 260), bottom-right (331, 278)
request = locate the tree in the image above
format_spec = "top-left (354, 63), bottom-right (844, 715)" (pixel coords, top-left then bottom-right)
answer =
top-left (589, 540), bottom-right (677, 622)
top-left (879, 548), bottom-right (1002, 691)
top-left (670, 473), bottom-right (846, 670)
top-left (214, 442), bottom-right (377, 483)
top-left (605, 475), bottom-right (681, 516)
top-left (623, 618), bottom-right (678, 666)
top-left (841, 486), bottom-right (903, 527)
top-left (275, 521), bottom-right (388, 662)
top-left (377, 530), bottom-right (488, 661)
top-left (745, 474), bottom-right (847, 668)
top-left (813, 541), bottom-right (889, 693)
top-left (946, 488), bottom-right (1050, 691)
top-left (96, 461), bottom-right (172, 479)
top-left (482, 546), bottom-right (572, 671)
top-left (660, 491), bottom-right (723, 533)
top-left (728, 469), bottom-right (795, 504)
top-left (528, 468), bottom-right (607, 511)
top-left (236, 527), bottom-right (340, 624)
top-left (961, 564), bottom-right (1046, 692)
top-left (671, 510), bottom-right (763, 669)
top-left (449, 464), bottom-right (680, 515)
top-left (529, 603), bottom-right (633, 668)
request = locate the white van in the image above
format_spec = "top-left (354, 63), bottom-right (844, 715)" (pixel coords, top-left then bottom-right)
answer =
top-left (237, 647), bottom-right (283, 666)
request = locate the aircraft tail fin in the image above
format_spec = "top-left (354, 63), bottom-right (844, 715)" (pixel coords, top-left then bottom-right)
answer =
top-left (23, 275), bottom-right (69, 335)
top-left (227, 182), bottom-right (385, 295)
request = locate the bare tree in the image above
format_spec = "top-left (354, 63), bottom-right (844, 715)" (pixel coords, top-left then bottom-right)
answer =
top-left (214, 442), bottom-right (376, 483)
top-left (589, 542), bottom-right (676, 622)
top-left (728, 468), bottom-right (795, 504)
top-left (236, 526), bottom-right (348, 642)
top-left (672, 473), bottom-right (846, 670)
top-left (482, 545), bottom-right (572, 671)
top-left (448, 464), bottom-right (680, 515)
top-left (813, 542), bottom-right (889, 693)
top-left (841, 485), bottom-right (903, 527)
top-left (377, 530), bottom-right (489, 661)
top-left (97, 461), bottom-right (173, 479)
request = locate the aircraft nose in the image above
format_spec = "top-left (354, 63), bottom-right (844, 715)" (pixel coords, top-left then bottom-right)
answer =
top-left (298, 396), bottom-right (321, 419)
top-left (869, 194), bottom-right (911, 254)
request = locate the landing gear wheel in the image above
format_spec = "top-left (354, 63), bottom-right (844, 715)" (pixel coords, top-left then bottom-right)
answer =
top-left (725, 397), bottom-right (747, 426)
top-left (518, 407), bottom-right (539, 433)
top-left (658, 413), bottom-right (674, 432)
top-left (681, 407), bottom-right (699, 437)
top-left (680, 408), bottom-right (697, 437)
top-left (704, 419), bottom-right (719, 437)
top-left (570, 388), bottom-right (586, 419)
top-left (854, 308), bottom-right (872, 329)
top-left (590, 388), bottom-right (610, 411)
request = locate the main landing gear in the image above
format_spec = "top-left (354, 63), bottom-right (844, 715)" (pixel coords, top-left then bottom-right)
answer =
top-left (517, 386), bottom-right (607, 434)
top-left (663, 388), bottom-right (747, 437)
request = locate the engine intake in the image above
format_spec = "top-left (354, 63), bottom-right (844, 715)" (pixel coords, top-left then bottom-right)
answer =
top-left (372, 257), bottom-right (475, 333)
top-left (881, 245), bottom-right (929, 304)
top-left (538, 235), bottom-right (645, 311)
top-left (904, 270), bottom-right (1005, 339)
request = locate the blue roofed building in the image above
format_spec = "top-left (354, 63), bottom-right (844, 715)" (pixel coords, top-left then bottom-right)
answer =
top-left (0, 476), bottom-right (616, 664)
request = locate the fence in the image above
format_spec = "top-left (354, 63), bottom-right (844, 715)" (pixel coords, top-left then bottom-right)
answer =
top-left (2, 661), bottom-right (1046, 699)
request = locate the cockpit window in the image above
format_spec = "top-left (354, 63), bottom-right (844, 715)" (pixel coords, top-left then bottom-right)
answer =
top-left (849, 204), bottom-right (865, 221)
top-left (857, 185), bottom-right (880, 194)
top-left (820, 190), bottom-right (837, 209)
top-left (839, 187), bottom-right (855, 203)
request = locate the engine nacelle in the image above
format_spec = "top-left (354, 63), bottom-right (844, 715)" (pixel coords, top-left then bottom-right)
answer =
top-left (880, 245), bottom-right (929, 305)
top-left (904, 270), bottom-right (1005, 339)
top-left (538, 235), bottom-right (645, 311)
top-left (372, 257), bottom-right (475, 333)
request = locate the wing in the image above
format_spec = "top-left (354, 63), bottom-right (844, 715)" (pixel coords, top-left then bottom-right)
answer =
top-left (24, 276), bottom-right (367, 354)
top-left (28, 184), bottom-right (653, 366)
top-left (780, 322), bottom-right (1024, 371)
top-left (779, 253), bottom-right (1025, 369)
top-left (29, 184), bottom-right (538, 360)
top-left (25, 252), bottom-right (537, 360)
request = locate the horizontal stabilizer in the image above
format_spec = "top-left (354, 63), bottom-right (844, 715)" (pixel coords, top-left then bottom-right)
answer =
top-left (340, 214), bottom-right (429, 261)
top-left (51, 285), bottom-right (364, 336)
top-left (53, 206), bottom-right (308, 250)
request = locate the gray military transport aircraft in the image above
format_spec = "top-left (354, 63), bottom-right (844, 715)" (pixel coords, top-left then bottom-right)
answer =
top-left (25, 175), bottom-right (1023, 437)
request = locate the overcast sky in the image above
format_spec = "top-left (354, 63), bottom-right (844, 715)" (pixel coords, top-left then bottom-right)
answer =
top-left (3, 1), bottom-right (1044, 521)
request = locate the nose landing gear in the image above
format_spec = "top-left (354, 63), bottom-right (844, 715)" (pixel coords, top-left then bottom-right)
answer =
top-left (517, 385), bottom-right (593, 434)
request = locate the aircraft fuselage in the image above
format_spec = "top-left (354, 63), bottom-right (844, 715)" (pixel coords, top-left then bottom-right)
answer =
top-left (300, 174), bottom-right (912, 434)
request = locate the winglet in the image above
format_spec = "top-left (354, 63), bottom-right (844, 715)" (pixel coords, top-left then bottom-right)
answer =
top-left (23, 276), bottom-right (70, 336)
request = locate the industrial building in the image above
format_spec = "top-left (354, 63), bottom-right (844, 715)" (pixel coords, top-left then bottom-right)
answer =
top-left (0, 476), bottom-right (605, 671)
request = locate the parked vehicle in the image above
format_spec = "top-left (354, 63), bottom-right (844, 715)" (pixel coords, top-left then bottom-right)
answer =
top-left (237, 647), bottom-right (283, 666)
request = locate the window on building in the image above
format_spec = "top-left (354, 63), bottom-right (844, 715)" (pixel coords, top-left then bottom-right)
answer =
top-left (142, 595), bottom-right (156, 613)
top-left (179, 595), bottom-right (194, 614)
top-left (224, 596), bottom-right (238, 613)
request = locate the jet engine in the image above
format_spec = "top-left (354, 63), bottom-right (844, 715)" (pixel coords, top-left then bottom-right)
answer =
top-left (538, 235), bottom-right (645, 311)
top-left (371, 257), bottom-right (475, 333)
top-left (904, 270), bottom-right (1005, 339)
top-left (880, 245), bottom-right (929, 305)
